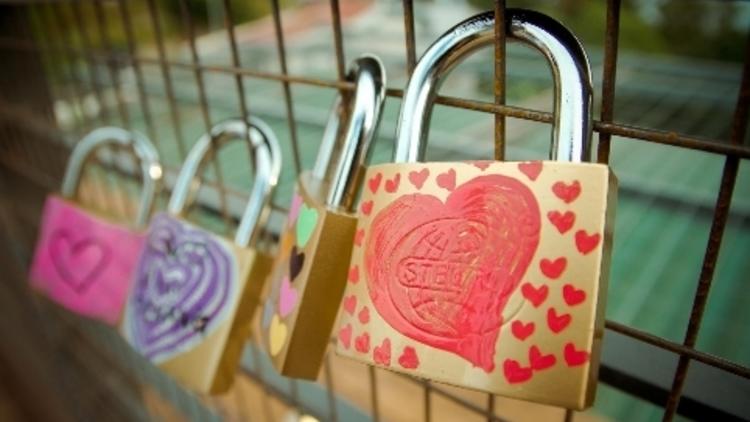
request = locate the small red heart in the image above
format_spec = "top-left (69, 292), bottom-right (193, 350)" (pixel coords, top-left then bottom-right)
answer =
top-left (361, 200), bottom-right (374, 216)
top-left (398, 346), bottom-right (420, 369)
top-left (358, 306), bottom-right (370, 324)
top-left (368, 173), bottom-right (382, 194)
top-left (373, 338), bottom-right (391, 366)
top-left (503, 359), bottom-right (533, 384)
top-left (540, 257), bottom-right (567, 279)
top-left (529, 345), bottom-right (556, 371)
top-left (343, 295), bottom-right (357, 315)
top-left (385, 173), bottom-right (401, 193)
top-left (552, 180), bottom-right (581, 204)
top-left (354, 229), bottom-right (365, 246)
top-left (511, 320), bottom-right (535, 341)
top-left (348, 266), bottom-right (359, 284)
top-left (547, 210), bottom-right (575, 234)
top-left (338, 324), bottom-right (352, 349)
top-left (355, 332), bottom-right (370, 353)
top-left (518, 161), bottom-right (543, 181)
top-left (472, 161), bottom-right (492, 171)
top-left (547, 308), bottom-right (571, 333)
top-left (564, 342), bottom-right (589, 366)
top-left (563, 284), bottom-right (586, 306)
top-left (436, 169), bottom-right (456, 191)
top-left (521, 282), bottom-right (548, 308)
top-left (408, 168), bottom-right (430, 189)
top-left (575, 230), bottom-right (601, 255)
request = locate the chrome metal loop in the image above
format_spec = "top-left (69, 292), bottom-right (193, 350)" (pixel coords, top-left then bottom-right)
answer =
top-left (167, 117), bottom-right (281, 248)
top-left (312, 54), bottom-right (387, 208)
top-left (61, 127), bottom-right (162, 229)
top-left (394, 9), bottom-right (593, 163)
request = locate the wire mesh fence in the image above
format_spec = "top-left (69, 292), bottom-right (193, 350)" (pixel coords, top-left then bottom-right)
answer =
top-left (0, 0), bottom-right (748, 421)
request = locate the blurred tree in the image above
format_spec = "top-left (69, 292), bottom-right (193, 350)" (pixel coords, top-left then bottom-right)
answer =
top-left (160, 0), bottom-right (275, 31)
top-left (465, 0), bottom-right (746, 62)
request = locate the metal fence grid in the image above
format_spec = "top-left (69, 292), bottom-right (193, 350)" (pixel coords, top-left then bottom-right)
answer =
top-left (0, 0), bottom-right (748, 421)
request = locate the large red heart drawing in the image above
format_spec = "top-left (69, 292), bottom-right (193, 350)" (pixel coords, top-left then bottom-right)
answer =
top-left (366, 174), bottom-right (541, 372)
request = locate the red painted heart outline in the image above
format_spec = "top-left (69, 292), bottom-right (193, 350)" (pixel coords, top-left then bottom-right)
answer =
top-left (366, 174), bottom-right (541, 373)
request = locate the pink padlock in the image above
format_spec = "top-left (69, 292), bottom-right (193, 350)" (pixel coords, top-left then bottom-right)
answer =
top-left (29, 127), bottom-right (161, 325)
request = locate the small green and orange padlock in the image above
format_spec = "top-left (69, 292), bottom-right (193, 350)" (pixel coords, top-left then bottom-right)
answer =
top-left (261, 55), bottom-right (387, 379)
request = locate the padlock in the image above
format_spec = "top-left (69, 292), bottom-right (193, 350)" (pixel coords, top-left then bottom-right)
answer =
top-left (29, 127), bottom-right (161, 325)
top-left (122, 117), bottom-right (281, 393)
top-left (335, 10), bottom-right (617, 410)
top-left (260, 55), bottom-right (386, 379)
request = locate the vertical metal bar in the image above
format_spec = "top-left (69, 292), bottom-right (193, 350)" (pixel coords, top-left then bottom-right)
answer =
top-left (486, 394), bottom-right (495, 422)
top-left (493, 0), bottom-right (506, 161)
top-left (64, 1), bottom-right (108, 122)
top-left (329, 0), bottom-right (346, 82)
top-left (662, 31), bottom-right (750, 421)
top-left (144, 0), bottom-right (188, 160)
top-left (323, 354), bottom-right (339, 422)
top-left (39, 4), bottom-right (91, 131)
top-left (176, 0), bottom-right (233, 231)
top-left (115, 0), bottom-right (159, 152)
top-left (402, 0), bottom-right (417, 74)
top-left (88, 0), bottom-right (137, 221)
top-left (368, 366), bottom-right (380, 422)
top-left (28, 6), bottom-right (82, 137)
top-left (219, 0), bottom-right (256, 173)
top-left (91, 0), bottom-right (130, 127)
top-left (270, 0), bottom-right (302, 175)
top-left (598, 0), bottom-right (621, 164)
top-left (67, 1), bottom-right (132, 220)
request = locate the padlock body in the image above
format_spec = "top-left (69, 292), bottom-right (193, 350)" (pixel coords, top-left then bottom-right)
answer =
top-left (335, 161), bottom-right (617, 409)
top-left (122, 213), bottom-right (272, 393)
top-left (29, 195), bottom-right (145, 325)
top-left (261, 175), bottom-right (358, 379)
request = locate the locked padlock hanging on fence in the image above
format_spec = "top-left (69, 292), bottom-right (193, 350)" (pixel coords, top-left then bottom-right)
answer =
top-left (122, 117), bottom-right (281, 394)
top-left (29, 127), bottom-right (161, 325)
top-left (261, 55), bottom-right (387, 379)
top-left (336, 10), bottom-right (617, 410)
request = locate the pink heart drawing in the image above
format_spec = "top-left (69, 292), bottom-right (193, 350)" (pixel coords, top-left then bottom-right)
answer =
top-left (279, 276), bottom-right (299, 317)
top-left (49, 229), bottom-right (110, 294)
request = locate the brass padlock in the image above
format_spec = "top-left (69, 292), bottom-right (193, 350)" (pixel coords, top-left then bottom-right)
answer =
top-left (260, 55), bottom-right (387, 379)
top-left (122, 117), bottom-right (281, 393)
top-left (336, 10), bottom-right (617, 410)
top-left (29, 127), bottom-right (161, 325)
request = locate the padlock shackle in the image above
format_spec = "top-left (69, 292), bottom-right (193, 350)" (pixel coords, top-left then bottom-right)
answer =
top-left (394, 9), bottom-right (593, 163)
top-left (61, 126), bottom-right (161, 229)
top-left (314, 55), bottom-right (386, 209)
top-left (167, 117), bottom-right (281, 248)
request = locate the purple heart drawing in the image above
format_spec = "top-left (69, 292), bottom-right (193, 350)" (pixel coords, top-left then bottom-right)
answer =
top-left (123, 213), bottom-right (237, 363)
top-left (49, 229), bottom-right (110, 294)
top-left (278, 276), bottom-right (298, 318)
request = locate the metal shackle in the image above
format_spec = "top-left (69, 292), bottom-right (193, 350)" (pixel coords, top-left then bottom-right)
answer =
top-left (61, 126), bottom-right (162, 229)
top-left (311, 54), bottom-right (386, 209)
top-left (394, 9), bottom-right (593, 163)
top-left (167, 117), bottom-right (281, 248)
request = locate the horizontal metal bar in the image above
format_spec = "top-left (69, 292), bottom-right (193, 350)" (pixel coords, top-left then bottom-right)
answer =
top-left (0, 36), bottom-right (749, 159)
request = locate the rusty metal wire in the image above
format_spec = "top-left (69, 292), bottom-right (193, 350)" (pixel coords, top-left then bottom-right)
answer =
top-left (0, 0), bottom-right (749, 421)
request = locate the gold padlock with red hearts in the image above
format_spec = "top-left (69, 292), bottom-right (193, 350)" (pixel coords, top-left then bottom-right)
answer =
top-left (261, 55), bottom-right (387, 379)
top-left (335, 9), bottom-right (617, 410)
